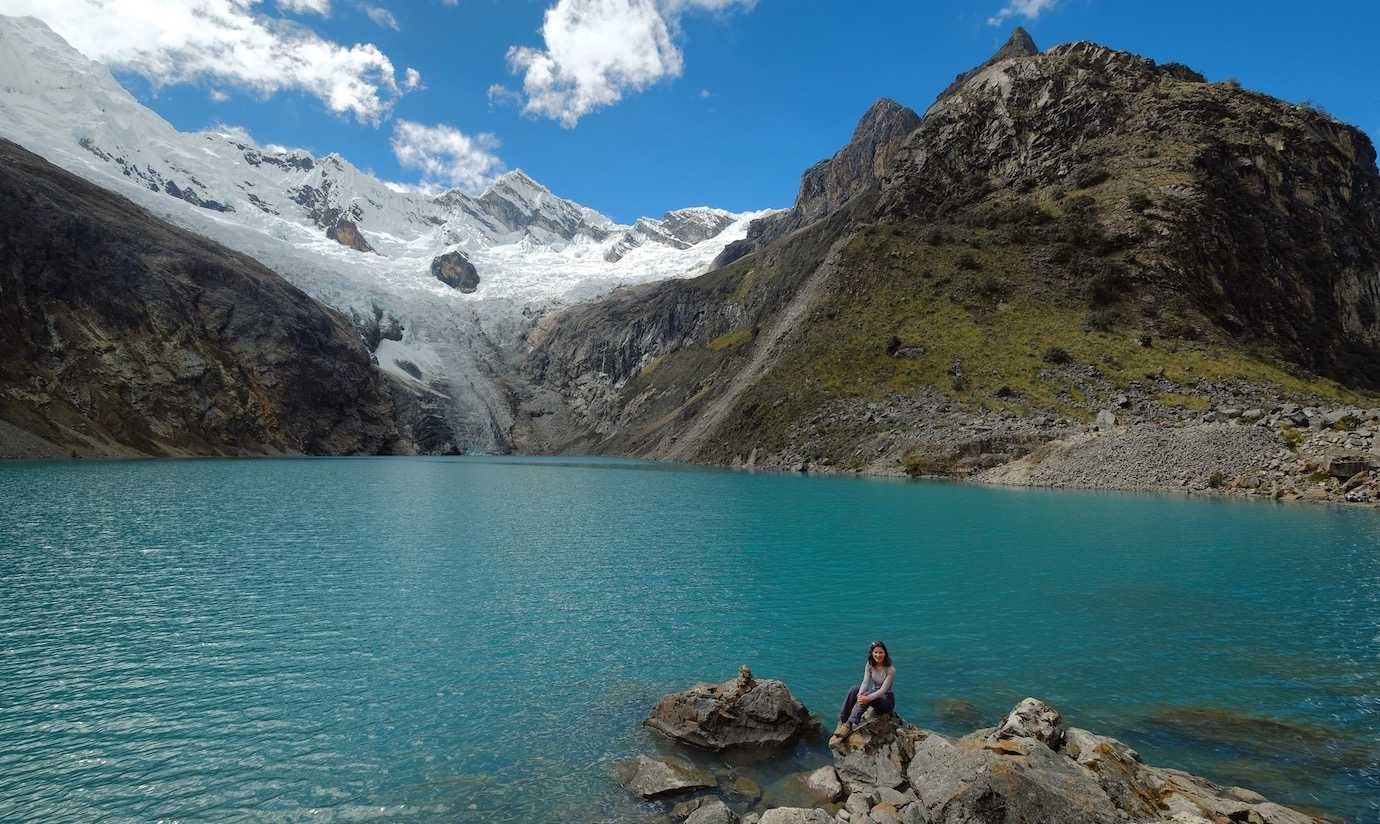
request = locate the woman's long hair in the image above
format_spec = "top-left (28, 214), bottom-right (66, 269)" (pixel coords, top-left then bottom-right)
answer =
top-left (866, 640), bottom-right (892, 668)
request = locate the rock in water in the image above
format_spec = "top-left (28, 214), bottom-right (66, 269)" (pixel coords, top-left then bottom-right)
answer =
top-left (430, 250), bottom-right (481, 292)
top-left (646, 668), bottom-right (816, 750)
top-left (616, 754), bottom-right (714, 799)
top-left (326, 216), bottom-right (375, 253)
top-left (685, 798), bottom-right (738, 824)
top-left (758, 810), bottom-right (833, 824)
top-left (802, 766), bottom-right (844, 802)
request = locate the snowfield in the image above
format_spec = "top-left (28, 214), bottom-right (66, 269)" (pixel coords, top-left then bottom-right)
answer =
top-left (0, 14), bottom-right (775, 451)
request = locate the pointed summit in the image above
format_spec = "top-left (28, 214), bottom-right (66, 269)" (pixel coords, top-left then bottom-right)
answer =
top-left (932, 28), bottom-right (1042, 108)
top-left (995, 27), bottom-right (1039, 61)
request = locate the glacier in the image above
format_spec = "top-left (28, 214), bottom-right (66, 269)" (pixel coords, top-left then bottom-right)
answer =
top-left (0, 14), bottom-right (773, 452)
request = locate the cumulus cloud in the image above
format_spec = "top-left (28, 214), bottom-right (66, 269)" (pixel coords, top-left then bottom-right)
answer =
top-left (391, 120), bottom-right (505, 192)
top-left (0, 0), bottom-right (414, 123)
top-left (987, 0), bottom-right (1058, 26)
top-left (500, 0), bottom-right (754, 127)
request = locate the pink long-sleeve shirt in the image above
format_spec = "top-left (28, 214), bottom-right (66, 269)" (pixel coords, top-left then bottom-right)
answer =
top-left (859, 663), bottom-right (894, 701)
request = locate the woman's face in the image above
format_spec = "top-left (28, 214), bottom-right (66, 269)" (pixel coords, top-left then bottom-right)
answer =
top-left (870, 646), bottom-right (885, 664)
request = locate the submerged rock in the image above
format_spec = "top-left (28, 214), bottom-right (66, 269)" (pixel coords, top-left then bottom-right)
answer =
top-left (646, 666), bottom-right (817, 751)
top-left (757, 809), bottom-right (832, 824)
top-left (802, 765), bottom-right (843, 802)
top-left (617, 754), bottom-right (714, 799)
top-left (684, 798), bottom-right (738, 824)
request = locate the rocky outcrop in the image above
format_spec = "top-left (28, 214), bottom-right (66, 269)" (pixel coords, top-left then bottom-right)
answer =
top-left (620, 685), bottom-right (1333, 824)
top-left (823, 698), bottom-right (1325, 824)
top-left (326, 216), bottom-right (375, 253)
top-left (430, 249), bottom-right (480, 292)
top-left (646, 666), bottom-right (818, 751)
top-left (0, 138), bottom-right (406, 457)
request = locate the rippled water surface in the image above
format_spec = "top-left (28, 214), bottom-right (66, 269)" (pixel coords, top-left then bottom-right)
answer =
top-left (1, 457), bottom-right (1378, 822)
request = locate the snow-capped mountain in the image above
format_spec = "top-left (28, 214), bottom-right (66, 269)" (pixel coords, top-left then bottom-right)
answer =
top-left (0, 14), bottom-right (773, 452)
top-left (604, 207), bottom-right (738, 263)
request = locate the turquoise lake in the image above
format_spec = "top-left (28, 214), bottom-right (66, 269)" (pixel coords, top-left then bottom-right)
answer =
top-left (0, 456), bottom-right (1377, 822)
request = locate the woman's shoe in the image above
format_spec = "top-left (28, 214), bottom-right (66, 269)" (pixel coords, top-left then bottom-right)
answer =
top-left (833, 721), bottom-right (851, 738)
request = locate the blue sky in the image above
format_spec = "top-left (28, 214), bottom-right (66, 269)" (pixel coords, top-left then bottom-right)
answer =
top-left (10, 0), bottom-right (1379, 223)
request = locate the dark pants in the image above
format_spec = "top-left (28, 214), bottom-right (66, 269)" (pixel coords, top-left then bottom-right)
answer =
top-left (839, 685), bottom-right (895, 723)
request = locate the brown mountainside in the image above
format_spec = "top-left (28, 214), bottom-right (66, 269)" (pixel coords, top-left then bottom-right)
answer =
top-left (0, 139), bottom-right (408, 458)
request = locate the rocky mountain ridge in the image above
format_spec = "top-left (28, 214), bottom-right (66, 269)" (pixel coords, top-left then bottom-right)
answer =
top-left (518, 29), bottom-right (1380, 502)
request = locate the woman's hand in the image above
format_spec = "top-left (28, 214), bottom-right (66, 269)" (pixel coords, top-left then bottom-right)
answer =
top-left (857, 693), bottom-right (871, 705)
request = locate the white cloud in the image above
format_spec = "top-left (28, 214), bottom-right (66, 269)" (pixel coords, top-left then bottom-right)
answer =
top-left (987, 0), bottom-right (1058, 26)
top-left (363, 4), bottom-right (399, 30)
top-left (210, 88), bottom-right (229, 102)
top-left (1, 0), bottom-right (413, 124)
top-left (503, 0), bottom-right (754, 127)
top-left (277, 0), bottom-right (330, 13)
top-left (403, 67), bottom-right (422, 90)
top-left (391, 120), bottom-right (505, 192)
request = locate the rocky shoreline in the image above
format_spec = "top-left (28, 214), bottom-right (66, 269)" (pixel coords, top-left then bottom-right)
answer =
top-left (619, 669), bottom-right (1338, 824)
top-left (726, 397), bottom-right (1380, 508)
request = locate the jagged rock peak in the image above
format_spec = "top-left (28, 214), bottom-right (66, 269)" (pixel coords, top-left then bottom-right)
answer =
top-left (850, 98), bottom-right (921, 143)
top-left (487, 169), bottom-right (547, 197)
top-left (932, 27), bottom-right (1043, 107)
top-left (996, 26), bottom-right (1039, 61)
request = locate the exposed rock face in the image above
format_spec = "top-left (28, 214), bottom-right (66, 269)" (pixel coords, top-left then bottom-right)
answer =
top-left (326, 216), bottom-right (375, 253)
top-left (477, 169), bottom-right (613, 243)
top-left (645, 667), bottom-right (817, 751)
top-left (932, 26), bottom-right (1041, 105)
top-left (713, 99), bottom-right (920, 268)
top-left (0, 138), bottom-right (406, 457)
top-left (430, 250), bottom-right (480, 292)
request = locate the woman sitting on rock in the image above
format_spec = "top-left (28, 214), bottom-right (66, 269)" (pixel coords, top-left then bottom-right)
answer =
top-left (835, 640), bottom-right (895, 737)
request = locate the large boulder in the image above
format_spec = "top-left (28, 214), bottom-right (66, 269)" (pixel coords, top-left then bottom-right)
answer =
top-left (906, 731), bottom-right (1125, 824)
top-left (994, 697), bottom-right (1066, 750)
top-left (430, 250), bottom-right (480, 292)
top-left (646, 666), bottom-right (817, 750)
top-left (895, 700), bottom-right (1333, 824)
top-left (617, 754), bottom-right (714, 799)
